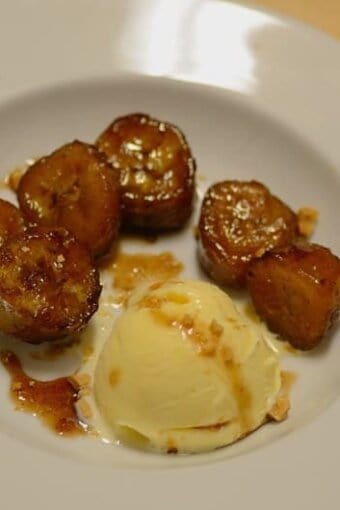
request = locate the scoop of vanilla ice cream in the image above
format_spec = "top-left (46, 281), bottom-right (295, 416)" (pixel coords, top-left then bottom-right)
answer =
top-left (94, 280), bottom-right (283, 453)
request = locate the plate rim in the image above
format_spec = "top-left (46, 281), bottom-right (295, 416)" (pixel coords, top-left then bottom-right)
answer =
top-left (0, 1), bottom-right (340, 508)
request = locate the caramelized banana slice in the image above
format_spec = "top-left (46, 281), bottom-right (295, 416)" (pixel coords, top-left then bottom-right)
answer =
top-left (17, 141), bottom-right (120, 257)
top-left (198, 180), bottom-right (299, 287)
top-left (96, 113), bottom-right (196, 230)
top-left (247, 243), bottom-right (340, 350)
top-left (0, 228), bottom-right (101, 343)
top-left (0, 199), bottom-right (24, 246)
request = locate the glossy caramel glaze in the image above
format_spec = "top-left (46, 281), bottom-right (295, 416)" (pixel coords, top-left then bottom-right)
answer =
top-left (281, 370), bottom-right (297, 394)
top-left (247, 243), bottom-right (340, 350)
top-left (225, 360), bottom-right (252, 432)
top-left (0, 351), bottom-right (83, 435)
top-left (17, 141), bottom-right (120, 258)
top-left (0, 199), bottom-right (25, 246)
top-left (0, 227), bottom-right (101, 343)
top-left (96, 113), bottom-right (196, 230)
top-left (198, 180), bottom-right (299, 287)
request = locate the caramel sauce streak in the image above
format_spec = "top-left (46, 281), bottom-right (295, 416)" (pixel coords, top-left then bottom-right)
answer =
top-left (100, 251), bottom-right (184, 309)
top-left (225, 361), bottom-right (252, 432)
top-left (110, 251), bottom-right (183, 292)
top-left (192, 419), bottom-right (231, 431)
top-left (0, 351), bottom-right (83, 436)
top-left (281, 370), bottom-right (297, 394)
top-left (138, 290), bottom-right (253, 429)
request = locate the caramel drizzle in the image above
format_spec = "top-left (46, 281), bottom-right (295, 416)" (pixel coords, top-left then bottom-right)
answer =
top-left (1, 350), bottom-right (83, 436)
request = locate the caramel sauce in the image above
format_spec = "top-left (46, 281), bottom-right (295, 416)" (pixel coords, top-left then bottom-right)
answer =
top-left (225, 361), bottom-right (252, 432)
top-left (111, 251), bottom-right (183, 292)
top-left (138, 294), bottom-right (227, 357)
top-left (281, 370), bottom-right (297, 394)
top-left (138, 292), bottom-right (253, 431)
top-left (137, 291), bottom-right (189, 309)
top-left (192, 419), bottom-right (231, 431)
top-left (1, 351), bottom-right (83, 436)
top-left (139, 301), bottom-right (219, 357)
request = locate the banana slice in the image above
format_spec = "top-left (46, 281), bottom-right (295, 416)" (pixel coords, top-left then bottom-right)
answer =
top-left (96, 113), bottom-right (196, 231)
top-left (0, 227), bottom-right (101, 343)
top-left (247, 242), bottom-right (340, 350)
top-left (198, 180), bottom-right (299, 287)
top-left (17, 141), bottom-right (120, 257)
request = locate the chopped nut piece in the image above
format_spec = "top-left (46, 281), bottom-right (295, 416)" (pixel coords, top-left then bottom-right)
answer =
top-left (167, 447), bottom-right (178, 454)
top-left (69, 373), bottom-right (91, 390)
top-left (182, 314), bottom-right (194, 329)
top-left (297, 207), bottom-right (319, 237)
top-left (268, 396), bottom-right (290, 422)
top-left (6, 168), bottom-right (25, 192)
top-left (210, 319), bottom-right (224, 337)
top-left (166, 437), bottom-right (178, 454)
top-left (77, 398), bottom-right (92, 419)
top-left (78, 387), bottom-right (91, 397)
top-left (138, 295), bottom-right (162, 309)
top-left (12, 381), bottom-right (23, 391)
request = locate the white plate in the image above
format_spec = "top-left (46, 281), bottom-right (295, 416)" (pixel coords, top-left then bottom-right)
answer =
top-left (0, 1), bottom-right (340, 508)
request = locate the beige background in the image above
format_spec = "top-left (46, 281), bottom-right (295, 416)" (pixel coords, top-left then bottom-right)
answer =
top-left (240, 0), bottom-right (340, 39)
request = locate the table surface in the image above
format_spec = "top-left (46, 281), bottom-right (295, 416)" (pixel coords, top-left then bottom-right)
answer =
top-left (240, 0), bottom-right (340, 39)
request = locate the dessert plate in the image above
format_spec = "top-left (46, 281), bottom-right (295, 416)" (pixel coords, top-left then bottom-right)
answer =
top-left (0, 1), bottom-right (339, 509)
